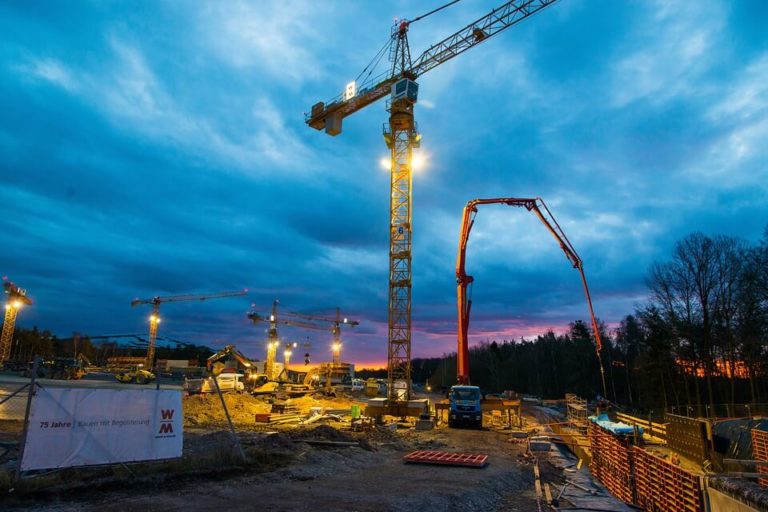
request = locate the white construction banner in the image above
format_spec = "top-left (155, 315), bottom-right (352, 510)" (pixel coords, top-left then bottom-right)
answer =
top-left (21, 388), bottom-right (183, 471)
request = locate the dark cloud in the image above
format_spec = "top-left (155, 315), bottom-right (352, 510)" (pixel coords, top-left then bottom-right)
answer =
top-left (1, 1), bottom-right (767, 366)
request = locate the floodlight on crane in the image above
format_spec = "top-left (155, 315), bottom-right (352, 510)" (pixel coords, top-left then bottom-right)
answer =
top-left (0, 278), bottom-right (32, 364)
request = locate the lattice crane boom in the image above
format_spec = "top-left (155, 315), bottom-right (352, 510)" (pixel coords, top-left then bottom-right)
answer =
top-left (282, 308), bottom-right (358, 365)
top-left (455, 197), bottom-right (606, 396)
top-left (130, 289), bottom-right (247, 368)
top-left (306, 0), bottom-right (558, 136)
top-left (306, 0), bottom-right (559, 404)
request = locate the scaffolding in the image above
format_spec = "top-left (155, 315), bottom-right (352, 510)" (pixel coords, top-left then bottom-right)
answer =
top-left (566, 393), bottom-right (589, 435)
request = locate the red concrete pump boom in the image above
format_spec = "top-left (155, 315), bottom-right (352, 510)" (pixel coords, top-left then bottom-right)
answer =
top-left (455, 197), bottom-right (607, 396)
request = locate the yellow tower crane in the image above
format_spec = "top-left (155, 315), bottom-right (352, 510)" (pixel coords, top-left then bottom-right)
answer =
top-left (0, 278), bottom-right (32, 364)
top-left (247, 300), bottom-right (284, 381)
top-left (306, 0), bottom-right (559, 404)
top-left (249, 304), bottom-right (357, 388)
top-left (282, 308), bottom-right (359, 365)
top-left (131, 289), bottom-right (247, 368)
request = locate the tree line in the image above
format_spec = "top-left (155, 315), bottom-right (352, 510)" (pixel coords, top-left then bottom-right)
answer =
top-left (416, 228), bottom-right (768, 415)
top-left (5, 328), bottom-right (213, 366)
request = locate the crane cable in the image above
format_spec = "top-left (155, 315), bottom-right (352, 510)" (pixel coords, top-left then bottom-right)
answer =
top-left (353, 1), bottom-right (462, 90)
top-left (354, 37), bottom-right (392, 86)
top-left (409, 0), bottom-right (462, 25)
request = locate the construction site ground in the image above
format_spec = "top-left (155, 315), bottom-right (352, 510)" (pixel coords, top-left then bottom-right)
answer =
top-left (0, 392), bottom-right (601, 512)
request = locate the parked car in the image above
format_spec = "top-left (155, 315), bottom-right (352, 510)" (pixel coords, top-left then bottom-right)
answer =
top-left (184, 373), bottom-right (246, 394)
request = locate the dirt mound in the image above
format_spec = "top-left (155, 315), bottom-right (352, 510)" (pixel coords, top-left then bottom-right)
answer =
top-left (184, 392), bottom-right (271, 427)
top-left (289, 425), bottom-right (355, 442)
top-left (287, 394), bottom-right (364, 414)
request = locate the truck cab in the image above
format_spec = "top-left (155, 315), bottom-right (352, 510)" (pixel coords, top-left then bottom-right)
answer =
top-left (448, 385), bottom-right (482, 428)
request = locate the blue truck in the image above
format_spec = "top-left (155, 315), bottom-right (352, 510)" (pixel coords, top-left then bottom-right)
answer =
top-left (448, 385), bottom-right (483, 428)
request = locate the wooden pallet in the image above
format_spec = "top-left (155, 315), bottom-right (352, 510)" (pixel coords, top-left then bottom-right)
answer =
top-left (403, 450), bottom-right (488, 468)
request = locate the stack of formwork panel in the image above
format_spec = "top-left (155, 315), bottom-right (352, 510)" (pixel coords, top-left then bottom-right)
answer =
top-left (665, 414), bottom-right (710, 465)
top-left (752, 428), bottom-right (768, 488)
top-left (588, 420), bottom-right (635, 503)
top-left (633, 447), bottom-right (704, 512)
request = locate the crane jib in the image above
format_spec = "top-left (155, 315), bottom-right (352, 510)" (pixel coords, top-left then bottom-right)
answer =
top-left (305, 0), bottom-right (558, 136)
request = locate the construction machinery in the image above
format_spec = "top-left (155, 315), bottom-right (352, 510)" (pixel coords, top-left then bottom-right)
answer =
top-left (29, 355), bottom-right (90, 380)
top-left (203, 344), bottom-right (274, 393)
top-left (306, 0), bottom-right (558, 407)
top-left (115, 364), bottom-right (156, 385)
top-left (130, 289), bottom-right (247, 369)
top-left (1, 278), bottom-right (32, 365)
top-left (455, 197), bottom-right (607, 396)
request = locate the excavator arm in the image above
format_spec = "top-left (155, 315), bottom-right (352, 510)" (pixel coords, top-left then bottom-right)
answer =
top-left (206, 345), bottom-right (254, 371)
top-left (455, 197), bottom-right (606, 396)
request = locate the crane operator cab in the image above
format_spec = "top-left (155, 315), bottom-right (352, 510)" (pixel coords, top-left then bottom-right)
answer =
top-left (391, 78), bottom-right (418, 104)
top-left (448, 385), bottom-right (482, 429)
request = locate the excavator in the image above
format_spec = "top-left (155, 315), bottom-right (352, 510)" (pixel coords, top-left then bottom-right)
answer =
top-left (185, 345), bottom-right (276, 394)
top-left (455, 197), bottom-right (607, 396)
top-left (193, 345), bottom-right (318, 397)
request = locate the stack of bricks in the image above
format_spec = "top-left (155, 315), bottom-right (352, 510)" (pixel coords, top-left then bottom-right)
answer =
top-left (752, 428), bottom-right (768, 488)
top-left (588, 420), bottom-right (635, 503)
top-left (633, 447), bottom-right (704, 512)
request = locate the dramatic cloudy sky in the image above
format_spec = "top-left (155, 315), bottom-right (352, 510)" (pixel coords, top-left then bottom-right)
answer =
top-left (1, 0), bottom-right (767, 367)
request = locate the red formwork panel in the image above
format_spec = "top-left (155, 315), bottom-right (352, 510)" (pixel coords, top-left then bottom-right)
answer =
top-left (752, 429), bottom-right (768, 488)
top-left (403, 450), bottom-right (489, 468)
top-left (633, 446), bottom-right (704, 512)
top-left (588, 421), bottom-right (635, 504)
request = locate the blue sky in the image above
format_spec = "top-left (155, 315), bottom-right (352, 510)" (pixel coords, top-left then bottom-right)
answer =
top-left (1, 0), bottom-right (767, 367)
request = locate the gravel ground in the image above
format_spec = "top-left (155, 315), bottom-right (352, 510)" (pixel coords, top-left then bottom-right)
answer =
top-left (5, 424), bottom-right (541, 512)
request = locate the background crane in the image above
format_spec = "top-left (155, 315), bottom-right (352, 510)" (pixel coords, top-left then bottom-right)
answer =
top-left (0, 278), bottom-right (32, 364)
top-left (282, 308), bottom-right (359, 365)
top-left (248, 302), bottom-right (356, 379)
top-left (306, 0), bottom-right (558, 404)
top-left (455, 197), bottom-right (607, 396)
top-left (131, 289), bottom-right (247, 368)
top-left (248, 300), bottom-right (291, 380)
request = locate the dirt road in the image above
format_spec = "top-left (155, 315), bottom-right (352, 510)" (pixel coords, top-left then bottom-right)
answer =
top-left (9, 426), bottom-right (540, 512)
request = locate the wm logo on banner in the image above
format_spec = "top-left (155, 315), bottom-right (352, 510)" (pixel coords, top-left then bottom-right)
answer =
top-left (157, 409), bottom-right (176, 435)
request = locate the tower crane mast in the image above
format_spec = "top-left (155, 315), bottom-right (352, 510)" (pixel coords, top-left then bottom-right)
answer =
top-left (0, 278), bottom-right (32, 364)
top-left (131, 289), bottom-right (247, 368)
top-left (455, 197), bottom-right (607, 396)
top-left (306, 0), bottom-right (558, 403)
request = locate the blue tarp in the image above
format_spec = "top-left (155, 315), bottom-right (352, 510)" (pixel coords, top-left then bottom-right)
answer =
top-left (589, 413), bottom-right (644, 436)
